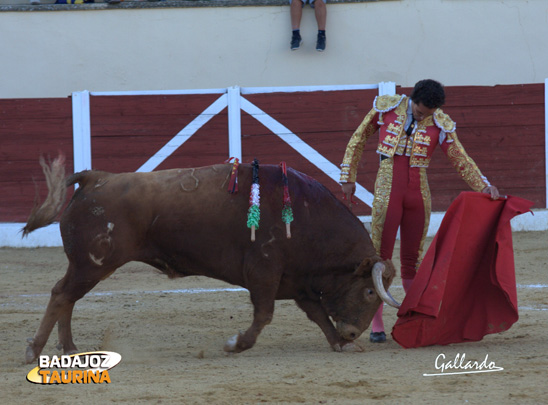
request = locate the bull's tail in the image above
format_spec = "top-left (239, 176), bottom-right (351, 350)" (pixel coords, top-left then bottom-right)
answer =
top-left (22, 155), bottom-right (68, 237)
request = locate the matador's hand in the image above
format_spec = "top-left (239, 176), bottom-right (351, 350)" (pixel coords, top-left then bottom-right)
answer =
top-left (482, 185), bottom-right (500, 200)
top-left (341, 182), bottom-right (356, 209)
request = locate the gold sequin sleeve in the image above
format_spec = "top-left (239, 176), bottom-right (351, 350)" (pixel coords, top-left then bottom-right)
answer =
top-left (340, 108), bottom-right (380, 183)
top-left (443, 131), bottom-right (491, 192)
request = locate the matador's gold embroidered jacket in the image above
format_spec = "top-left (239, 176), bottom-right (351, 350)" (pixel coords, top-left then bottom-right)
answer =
top-left (339, 94), bottom-right (491, 192)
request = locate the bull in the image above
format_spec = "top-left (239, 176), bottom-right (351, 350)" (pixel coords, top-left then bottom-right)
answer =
top-left (23, 156), bottom-right (399, 364)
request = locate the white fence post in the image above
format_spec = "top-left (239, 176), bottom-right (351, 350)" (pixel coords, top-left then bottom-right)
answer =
top-left (378, 81), bottom-right (396, 96)
top-left (545, 78), bottom-right (548, 208)
top-left (72, 90), bottom-right (92, 173)
top-left (228, 86), bottom-right (242, 161)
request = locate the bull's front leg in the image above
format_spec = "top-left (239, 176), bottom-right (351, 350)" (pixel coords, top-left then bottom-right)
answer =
top-left (223, 293), bottom-right (275, 353)
top-left (295, 298), bottom-right (364, 352)
top-left (224, 275), bottom-right (279, 353)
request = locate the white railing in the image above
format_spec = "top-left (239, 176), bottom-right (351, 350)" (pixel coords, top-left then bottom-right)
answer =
top-left (72, 82), bottom-right (395, 171)
top-left (73, 82), bottom-right (395, 207)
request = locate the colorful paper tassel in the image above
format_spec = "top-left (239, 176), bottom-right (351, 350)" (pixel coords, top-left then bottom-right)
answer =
top-left (247, 159), bottom-right (260, 241)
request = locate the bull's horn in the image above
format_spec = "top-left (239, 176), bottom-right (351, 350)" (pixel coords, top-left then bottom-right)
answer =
top-left (372, 262), bottom-right (401, 309)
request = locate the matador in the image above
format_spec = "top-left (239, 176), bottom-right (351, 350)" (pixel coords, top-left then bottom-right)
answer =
top-left (339, 80), bottom-right (499, 343)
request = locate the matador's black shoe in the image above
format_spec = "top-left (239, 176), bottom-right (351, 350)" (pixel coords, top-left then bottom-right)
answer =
top-left (370, 331), bottom-right (387, 343)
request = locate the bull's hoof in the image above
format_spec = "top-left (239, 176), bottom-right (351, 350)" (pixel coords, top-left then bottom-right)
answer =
top-left (25, 345), bottom-right (37, 364)
top-left (223, 334), bottom-right (239, 353)
top-left (341, 341), bottom-right (365, 352)
top-left (332, 340), bottom-right (365, 353)
top-left (57, 342), bottom-right (79, 356)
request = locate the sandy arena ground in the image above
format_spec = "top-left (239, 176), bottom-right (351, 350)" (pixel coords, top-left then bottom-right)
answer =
top-left (1, 230), bottom-right (547, 404)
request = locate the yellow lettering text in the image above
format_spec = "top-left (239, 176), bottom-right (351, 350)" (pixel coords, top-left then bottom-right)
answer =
top-left (39, 369), bottom-right (51, 383)
top-left (49, 370), bottom-right (61, 384)
top-left (98, 370), bottom-right (111, 384)
top-left (88, 370), bottom-right (100, 384)
top-left (72, 370), bottom-right (84, 384)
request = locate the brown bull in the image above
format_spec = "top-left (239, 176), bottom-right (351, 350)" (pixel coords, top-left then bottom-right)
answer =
top-left (23, 156), bottom-right (399, 364)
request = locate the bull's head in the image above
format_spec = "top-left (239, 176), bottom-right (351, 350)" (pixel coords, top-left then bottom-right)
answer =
top-left (321, 257), bottom-right (400, 342)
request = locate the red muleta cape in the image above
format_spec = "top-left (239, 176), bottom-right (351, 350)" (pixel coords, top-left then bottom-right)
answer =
top-left (391, 192), bottom-right (533, 348)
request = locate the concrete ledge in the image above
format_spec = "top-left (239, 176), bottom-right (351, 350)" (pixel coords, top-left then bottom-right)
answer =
top-left (0, 0), bottom-right (386, 13)
top-left (0, 223), bottom-right (62, 248)
top-left (2, 209), bottom-right (546, 248)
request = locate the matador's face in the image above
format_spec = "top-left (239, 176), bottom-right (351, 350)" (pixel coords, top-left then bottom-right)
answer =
top-left (412, 102), bottom-right (437, 122)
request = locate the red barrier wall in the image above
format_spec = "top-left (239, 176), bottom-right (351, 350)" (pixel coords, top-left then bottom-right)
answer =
top-left (1, 84), bottom-right (544, 222)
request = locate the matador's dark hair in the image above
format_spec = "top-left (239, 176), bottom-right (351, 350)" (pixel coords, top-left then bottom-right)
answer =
top-left (410, 79), bottom-right (446, 109)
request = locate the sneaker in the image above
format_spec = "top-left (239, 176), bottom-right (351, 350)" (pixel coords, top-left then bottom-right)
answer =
top-left (291, 32), bottom-right (302, 51)
top-left (316, 32), bottom-right (326, 52)
top-left (369, 331), bottom-right (386, 343)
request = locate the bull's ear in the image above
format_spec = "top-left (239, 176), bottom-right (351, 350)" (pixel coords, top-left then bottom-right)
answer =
top-left (354, 257), bottom-right (377, 277)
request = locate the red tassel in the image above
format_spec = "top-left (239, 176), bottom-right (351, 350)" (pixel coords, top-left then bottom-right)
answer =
top-left (280, 161), bottom-right (291, 205)
top-left (280, 161), bottom-right (293, 239)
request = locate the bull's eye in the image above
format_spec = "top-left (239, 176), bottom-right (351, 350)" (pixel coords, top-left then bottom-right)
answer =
top-left (366, 289), bottom-right (374, 296)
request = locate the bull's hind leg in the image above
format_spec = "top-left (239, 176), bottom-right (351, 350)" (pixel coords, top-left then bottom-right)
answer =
top-left (25, 263), bottom-right (105, 364)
